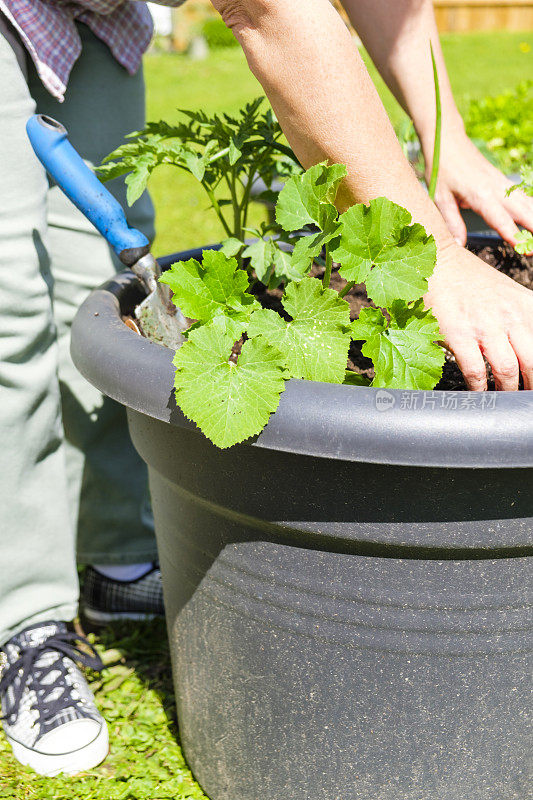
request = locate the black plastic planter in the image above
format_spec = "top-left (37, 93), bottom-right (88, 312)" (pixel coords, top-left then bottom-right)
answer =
top-left (72, 235), bottom-right (532, 800)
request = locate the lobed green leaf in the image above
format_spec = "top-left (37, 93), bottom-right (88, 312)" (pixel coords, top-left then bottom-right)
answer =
top-left (173, 322), bottom-right (289, 448)
top-left (247, 277), bottom-right (351, 383)
top-left (332, 197), bottom-right (436, 307)
top-left (352, 300), bottom-right (445, 390)
top-left (275, 162), bottom-right (346, 232)
top-left (159, 249), bottom-right (258, 325)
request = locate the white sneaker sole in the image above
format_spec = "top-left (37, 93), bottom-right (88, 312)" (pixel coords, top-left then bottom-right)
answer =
top-left (7, 721), bottom-right (109, 777)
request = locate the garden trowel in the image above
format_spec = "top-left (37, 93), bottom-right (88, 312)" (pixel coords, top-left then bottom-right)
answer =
top-left (26, 114), bottom-right (185, 349)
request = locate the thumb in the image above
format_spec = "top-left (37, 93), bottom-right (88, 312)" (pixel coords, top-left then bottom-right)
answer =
top-left (434, 188), bottom-right (468, 246)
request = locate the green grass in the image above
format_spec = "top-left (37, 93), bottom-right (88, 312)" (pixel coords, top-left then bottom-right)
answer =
top-left (0, 620), bottom-right (208, 799)
top-left (2, 30), bottom-right (532, 799)
top-left (144, 31), bottom-right (533, 256)
top-left (361, 30), bottom-right (533, 130)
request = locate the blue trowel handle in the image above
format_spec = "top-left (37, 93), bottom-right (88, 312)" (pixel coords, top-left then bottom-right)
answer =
top-left (26, 114), bottom-right (149, 267)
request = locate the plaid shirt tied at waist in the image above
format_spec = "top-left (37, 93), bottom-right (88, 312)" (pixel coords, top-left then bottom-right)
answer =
top-left (0, 0), bottom-right (183, 101)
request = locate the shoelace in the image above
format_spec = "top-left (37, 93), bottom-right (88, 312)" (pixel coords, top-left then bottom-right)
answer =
top-left (0, 630), bottom-right (103, 726)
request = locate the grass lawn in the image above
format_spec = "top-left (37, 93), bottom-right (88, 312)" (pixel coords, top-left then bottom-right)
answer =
top-left (1, 28), bottom-right (531, 800)
top-left (145, 31), bottom-right (533, 256)
top-left (0, 620), bottom-right (207, 800)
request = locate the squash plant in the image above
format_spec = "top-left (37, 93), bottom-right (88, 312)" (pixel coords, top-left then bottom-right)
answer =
top-left (101, 100), bottom-right (445, 449)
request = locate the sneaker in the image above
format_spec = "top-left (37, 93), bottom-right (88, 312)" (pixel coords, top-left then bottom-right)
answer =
top-left (80, 564), bottom-right (164, 625)
top-left (0, 621), bottom-right (108, 776)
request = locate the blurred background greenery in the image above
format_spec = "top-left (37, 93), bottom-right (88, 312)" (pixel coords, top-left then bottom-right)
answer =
top-left (145, 31), bottom-right (533, 256)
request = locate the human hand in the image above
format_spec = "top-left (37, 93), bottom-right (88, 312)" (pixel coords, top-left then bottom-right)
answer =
top-left (425, 130), bottom-right (533, 251)
top-left (425, 243), bottom-right (533, 391)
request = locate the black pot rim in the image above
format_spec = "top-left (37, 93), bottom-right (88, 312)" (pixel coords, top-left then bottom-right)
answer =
top-left (71, 234), bottom-right (533, 469)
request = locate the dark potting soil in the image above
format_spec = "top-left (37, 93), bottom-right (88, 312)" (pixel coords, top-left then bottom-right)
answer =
top-left (127, 242), bottom-right (532, 392)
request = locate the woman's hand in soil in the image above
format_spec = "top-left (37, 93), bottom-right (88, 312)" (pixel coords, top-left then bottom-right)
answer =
top-left (428, 132), bottom-right (533, 251)
top-left (425, 244), bottom-right (533, 391)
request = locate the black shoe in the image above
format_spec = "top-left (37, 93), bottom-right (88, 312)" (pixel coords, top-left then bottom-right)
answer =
top-left (80, 565), bottom-right (164, 625)
top-left (0, 621), bottom-right (107, 776)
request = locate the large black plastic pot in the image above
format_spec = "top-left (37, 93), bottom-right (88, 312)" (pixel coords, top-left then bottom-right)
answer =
top-left (72, 235), bottom-right (532, 800)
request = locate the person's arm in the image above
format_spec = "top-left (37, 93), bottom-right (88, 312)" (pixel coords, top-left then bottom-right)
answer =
top-left (341, 0), bottom-right (533, 247)
top-left (211, 0), bottom-right (533, 390)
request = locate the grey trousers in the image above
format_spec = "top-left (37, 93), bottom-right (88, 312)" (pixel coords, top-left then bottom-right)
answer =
top-left (0, 23), bottom-right (158, 646)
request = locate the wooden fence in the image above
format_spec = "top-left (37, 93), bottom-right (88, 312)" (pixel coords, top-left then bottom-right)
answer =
top-left (433, 0), bottom-right (533, 32)
top-left (170, 0), bottom-right (533, 51)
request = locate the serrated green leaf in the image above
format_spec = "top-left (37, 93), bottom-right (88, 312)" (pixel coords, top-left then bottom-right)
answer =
top-left (275, 162), bottom-right (346, 232)
top-left (229, 138), bottom-right (242, 165)
top-left (290, 216), bottom-right (340, 277)
top-left (247, 277), bottom-right (351, 383)
top-left (353, 301), bottom-right (445, 390)
top-left (220, 237), bottom-right (244, 257)
top-left (125, 155), bottom-right (154, 205)
top-left (96, 161), bottom-right (132, 183)
top-left (351, 306), bottom-right (388, 340)
top-left (242, 238), bottom-right (275, 283)
top-left (514, 229), bottom-right (533, 255)
top-left (272, 243), bottom-right (303, 283)
top-left (182, 149), bottom-right (206, 181)
top-left (332, 197), bottom-right (436, 307)
top-left (173, 323), bottom-right (289, 448)
top-left (159, 250), bottom-right (258, 324)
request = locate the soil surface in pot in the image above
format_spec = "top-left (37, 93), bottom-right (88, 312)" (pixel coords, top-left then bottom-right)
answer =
top-left (125, 243), bottom-right (532, 392)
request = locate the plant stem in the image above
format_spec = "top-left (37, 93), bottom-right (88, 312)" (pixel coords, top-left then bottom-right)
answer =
top-left (207, 146), bottom-right (230, 164)
top-left (322, 245), bottom-right (333, 288)
top-left (205, 186), bottom-right (232, 237)
top-left (239, 163), bottom-right (256, 234)
top-left (428, 42), bottom-right (442, 202)
top-left (339, 281), bottom-right (355, 298)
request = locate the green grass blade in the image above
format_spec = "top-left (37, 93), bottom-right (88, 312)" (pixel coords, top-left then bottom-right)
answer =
top-left (428, 43), bottom-right (442, 202)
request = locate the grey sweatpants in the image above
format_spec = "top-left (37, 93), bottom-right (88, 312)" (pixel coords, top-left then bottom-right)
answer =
top-left (0, 23), bottom-right (158, 646)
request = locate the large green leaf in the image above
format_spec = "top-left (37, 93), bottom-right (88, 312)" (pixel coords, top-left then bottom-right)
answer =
top-left (332, 197), bottom-right (436, 307)
top-left (275, 162), bottom-right (346, 232)
top-left (352, 301), bottom-right (445, 390)
top-left (289, 207), bottom-right (340, 277)
top-left (247, 277), bottom-right (351, 383)
top-left (173, 322), bottom-right (289, 448)
top-left (159, 249), bottom-right (258, 324)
